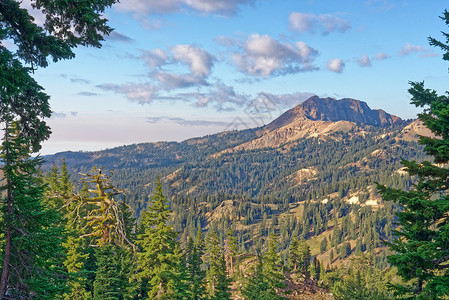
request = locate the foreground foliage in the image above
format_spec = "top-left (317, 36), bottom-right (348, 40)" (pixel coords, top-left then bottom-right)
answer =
top-left (379, 10), bottom-right (449, 299)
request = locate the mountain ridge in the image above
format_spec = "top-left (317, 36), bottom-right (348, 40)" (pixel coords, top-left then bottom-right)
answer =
top-left (264, 96), bottom-right (403, 133)
top-left (220, 96), bottom-right (405, 152)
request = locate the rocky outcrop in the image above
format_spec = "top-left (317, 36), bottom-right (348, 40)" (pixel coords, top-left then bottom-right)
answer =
top-left (265, 96), bottom-right (403, 132)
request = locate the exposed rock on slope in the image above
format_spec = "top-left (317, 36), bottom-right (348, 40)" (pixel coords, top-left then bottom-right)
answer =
top-left (396, 119), bottom-right (434, 141)
top-left (223, 96), bottom-right (403, 152)
top-left (264, 96), bottom-right (402, 132)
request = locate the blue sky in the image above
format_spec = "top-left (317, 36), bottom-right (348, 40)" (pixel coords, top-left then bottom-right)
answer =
top-left (17, 0), bottom-right (449, 154)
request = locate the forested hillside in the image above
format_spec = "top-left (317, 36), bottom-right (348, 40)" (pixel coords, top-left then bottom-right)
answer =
top-left (2, 0), bottom-right (449, 298)
top-left (43, 97), bottom-right (431, 266)
top-left (38, 95), bottom-right (435, 298)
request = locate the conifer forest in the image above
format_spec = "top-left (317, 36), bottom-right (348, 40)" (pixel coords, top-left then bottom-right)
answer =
top-left (1, 1), bottom-right (449, 299)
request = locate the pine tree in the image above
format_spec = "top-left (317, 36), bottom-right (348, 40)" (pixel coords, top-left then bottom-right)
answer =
top-left (308, 259), bottom-right (317, 280)
top-left (136, 178), bottom-right (186, 299)
top-left (298, 237), bottom-right (311, 276)
top-left (263, 232), bottom-right (286, 296)
top-left (1, 1), bottom-right (117, 295)
top-left (43, 160), bottom-right (91, 299)
top-left (225, 229), bottom-right (238, 276)
top-left (241, 254), bottom-right (286, 300)
top-left (69, 168), bottom-right (138, 299)
top-left (320, 236), bottom-right (328, 254)
top-left (0, 123), bottom-right (67, 298)
top-left (288, 237), bottom-right (300, 272)
top-left (183, 229), bottom-right (206, 300)
top-left (93, 244), bottom-right (122, 300)
top-left (379, 11), bottom-right (449, 299)
top-left (329, 254), bottom-right (394, 300)
top-left (205, 230), bottom-right (231, 299)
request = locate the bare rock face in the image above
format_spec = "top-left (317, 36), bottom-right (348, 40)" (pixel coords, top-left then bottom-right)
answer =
top-left (265, 96), bottom-right (403, 132)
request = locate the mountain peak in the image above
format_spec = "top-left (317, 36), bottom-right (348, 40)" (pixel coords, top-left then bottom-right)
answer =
top-left (265, 96), bottom-right (402, 132)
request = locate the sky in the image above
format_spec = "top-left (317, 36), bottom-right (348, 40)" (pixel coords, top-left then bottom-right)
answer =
top-left (12, 0), bottom-right (449, 154)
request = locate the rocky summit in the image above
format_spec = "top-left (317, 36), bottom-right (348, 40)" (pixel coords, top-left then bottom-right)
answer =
top-left (264, 96), bottom-right (403, 132)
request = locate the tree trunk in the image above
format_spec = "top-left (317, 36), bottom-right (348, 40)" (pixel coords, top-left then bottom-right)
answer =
top-left (0, 127), bottom-right (12, 298)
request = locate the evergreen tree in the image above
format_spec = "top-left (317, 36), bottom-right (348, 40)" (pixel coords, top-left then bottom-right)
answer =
top-left (93, 244), bottom-right (122, 300)
top-left (1, 0), bottom-right (117, 294)
top-left (263, 232), bottom-right (287, 296)
top-left (298, 237), bottom-right (311, 276)
top-left (43, 160), bottom-right (91, 299)
top-left (72, 168), bottom-right (138, 299)
top-left (183, 230), bottom-right (206, 300)
top-left (288, 237), bottom-right (300, 272)
top-left (320, 236), bottom-right (328, 254)
top-left (241, 255), bottom-right (286, 300)
top-left (205, 230), bottom-right (231, 299)
top-left (136, 178), bottom-right (186, 299)
top-left (225, 229), bottom-right (238, 276)
top-left (0, 123), bottom-right (67, 298)
top-left (308, 258), bottom-right (317, 280)
top-left (329, 254), bottom-right (395, 300)
top-left (379, 11), bottom-right (449, 299)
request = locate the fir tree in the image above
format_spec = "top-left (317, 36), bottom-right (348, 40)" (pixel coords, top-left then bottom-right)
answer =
top-left (329, 254), bottom-right (394, 300)
top-left (379, 11), bottom-right (449, 299)
top-left (93, 244), bottom-right (122, 300)
top-left (0, 123), bottom-right (67, 298)
top-left (298, 237), bottom-right (311, 276)
top-left (205, 230), bottom-right (231, 299)
top-left (43, 160), bottom-right (91, 299)
top-left (225, 229), bottom-right (238, 276)
top-left (136, 178), bottom-right (186, 299)
top-left (241, 254), bottom-right (286, 300)
top-left (73, 168), bottom-right (137, 299)
top-left (1, 0), bottom-right (117, 293)
top-left (320, 236), bottom-right (328, 254)
top-left (288, 237), bottom-right (300, 272)
top-left (183, 229), bottom-right (206, 300)
top-left (263, 232), bottom-right (287, 296)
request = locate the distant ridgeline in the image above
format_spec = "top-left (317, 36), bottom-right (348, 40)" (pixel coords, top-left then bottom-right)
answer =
top-left (43, 96), bottom-right (431, 266)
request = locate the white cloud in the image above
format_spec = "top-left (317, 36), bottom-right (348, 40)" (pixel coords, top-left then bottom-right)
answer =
top-left (115, 0), bottom-right (182, 16)
top-left (185, 0), bottom-right (255, 15)
top-left (232, 34), bottom-right (318, 77)
top-left (327, 58), bottom-right (345, 73)
top-left (255, 92), bottom-right (316, 110)
top-left (97, 83), bottom-right (159, 104)
top-left (420, 53), bottom-right (439, 58)
top-left (399, 43), bottom-right (427, 56)
top-left (152, 71), bottom-right (208, 90)
top-left (180, 83), bottom-right (248, 110)
top-left (373, 52), bottom-right (390, 60)
top-left (214, 35), bottom-right (241, 47)
top-left (78, 91), bottom-right (99, 96)
top-left (171, 45), bottom-right (215, 77)
top-left (289, 12), bottom-right (350, 34)
top-left (356, 54), bottom-right (371, 67)
top-left (141, 49), bottom-right (169, 69)
top-left (115, 0), bottom-right (254, 27)
top-left (146, 116), bottom-right (229, 126)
